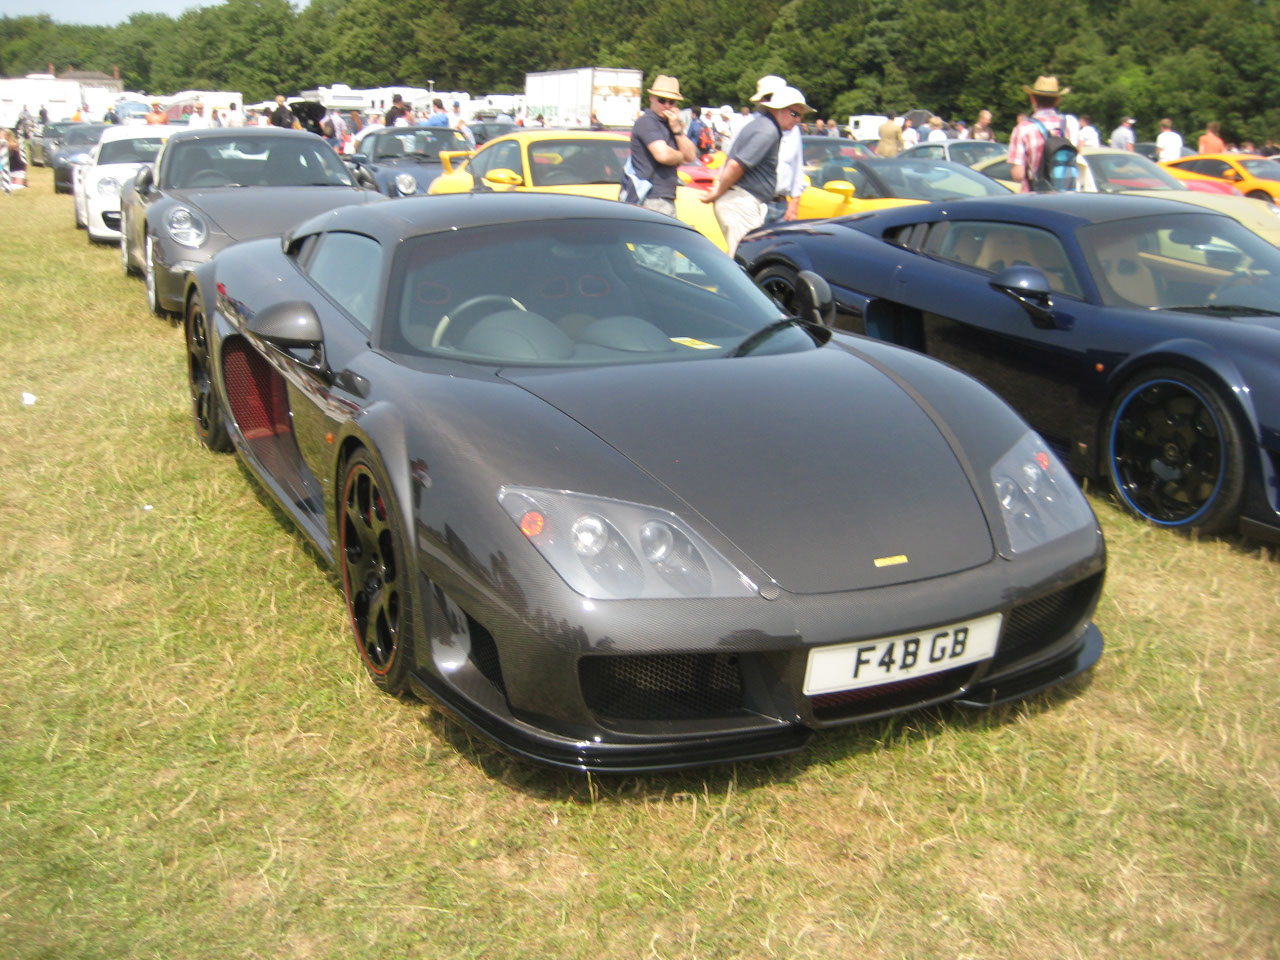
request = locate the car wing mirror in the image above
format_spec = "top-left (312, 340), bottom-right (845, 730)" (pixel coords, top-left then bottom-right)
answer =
top-left (796, 269), bottom-right (837, 326)
top-left (821, 178), bottom-right (856, 198)
top-left (990, 265), bottom-right (1056, 329)
top-left (134, 166), bottom-right (154, 192)
top-left (438, 149), bottom-right (474, 175)
top-left (247, 300), bottom-right (331, 379)
top-left (483, 167), bottom-right (524, 187)
top-left (348, 153), bottom-right (368, 164)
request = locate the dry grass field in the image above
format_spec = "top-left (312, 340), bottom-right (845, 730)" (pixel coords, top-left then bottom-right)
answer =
top-left (1, 165), bottom-right (1277, 959)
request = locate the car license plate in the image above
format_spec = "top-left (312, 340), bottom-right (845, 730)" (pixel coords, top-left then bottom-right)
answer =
top-left (803, 613), bottom-right (1002, 696)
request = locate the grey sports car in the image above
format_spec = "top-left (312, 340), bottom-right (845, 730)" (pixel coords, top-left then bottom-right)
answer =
top-left (119, 126), bottom-right (384, 315)
top-left (180, 191), bottom-right (1105, 772)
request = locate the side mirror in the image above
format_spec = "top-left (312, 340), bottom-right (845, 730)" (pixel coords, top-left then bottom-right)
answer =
top-left (134, 166), bottom-right (154, 192)
top-left (247, 300), bottom-right (330, 378)
top-left (482, 168), bottom-right (524, 187)
top-left (821, 178), bottom-right (856, 198)
top-left (990, 265), bottom-right (1056, 329)
top-left (796, 269), bottom-right (836, 326)
top-left (348, 153), bottom-right (368, 164)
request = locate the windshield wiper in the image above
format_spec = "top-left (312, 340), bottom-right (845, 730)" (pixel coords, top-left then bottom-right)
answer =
top-left (729, 317), bottom-right (807, 357)
top-left (1157, 303), bottom-right (1280, 316)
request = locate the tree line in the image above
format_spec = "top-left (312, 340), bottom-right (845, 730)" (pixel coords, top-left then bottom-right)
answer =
top-left (4, 0), bottom-right (1280, 144)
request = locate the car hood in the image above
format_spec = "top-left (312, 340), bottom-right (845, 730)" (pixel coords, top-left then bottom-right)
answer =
top-left (502, 344), bottom-right (995, 594)
top-left (170, 186), bottom-right (378, 240)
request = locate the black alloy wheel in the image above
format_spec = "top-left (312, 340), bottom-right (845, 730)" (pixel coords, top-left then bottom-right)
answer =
top-left (185, 294), bottom-right (231, 452)
top-left (1105, 367), bottom-right (1245, 534)
top-left (754, 263), bottom-right (802, 314)
top-left (340, 450), bottom-right (415, 695)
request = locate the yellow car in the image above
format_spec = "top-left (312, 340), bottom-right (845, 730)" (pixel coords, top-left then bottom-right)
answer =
top-left (1160, 153), bottom-right (1280, 202)
top-left (795, 156), bottom-right (1011, 220)
top-left (430, 129), bottom-right (727, 249)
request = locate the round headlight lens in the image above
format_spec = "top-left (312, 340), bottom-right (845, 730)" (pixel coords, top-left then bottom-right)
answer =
top-left (639, 520), bottom-right (674, 563)
top-left (166, 206), bottom-right (207, 247)
top-left (394, 172), bottom-right (418, 195)
top-left (571, 515), bottom-right (609, 557)
top-left (96, 177), bottom-right (121, 198)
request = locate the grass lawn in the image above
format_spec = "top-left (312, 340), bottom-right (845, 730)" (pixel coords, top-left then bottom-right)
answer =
top-left (1, 165), bottom-right (1277, 960)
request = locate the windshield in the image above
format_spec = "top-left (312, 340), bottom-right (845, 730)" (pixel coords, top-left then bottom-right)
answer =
top-left (163, 136), bottom-right (355, 189)
top-left (98, 137), bottom-right (166, 165)
top-left (367, 128), bottom-right (468, 161)
top-left (63, 126), bottom-right (107, 147)
top-left (383, 217), bottom-right (818, 365)
top-left (1079, 212), bottom-right (1280, 311)
top-left (1239, 157), bottom-right (1280, 181)
top-left (1085, 153), bottom-right (1183, 192)
top-left (948, 141), bottom-right (1005, 165)
top-left (866, 158), bottom-right (1010, 199)
top-left (114, 102), bottom-right (149, 120)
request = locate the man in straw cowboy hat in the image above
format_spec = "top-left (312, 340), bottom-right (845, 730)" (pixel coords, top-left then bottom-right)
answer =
top-left (702, 82), bottom-right (813, 256)
top-left (620, 74), bottom-right (697, 217)
top-left (749, 75), bottom-right (807, 224)
top-left (1007, 74), bottom-right (1079, 193)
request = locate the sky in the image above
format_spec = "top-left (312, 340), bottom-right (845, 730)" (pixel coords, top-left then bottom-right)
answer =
top-left (3, 0), bottom-right (226, 26)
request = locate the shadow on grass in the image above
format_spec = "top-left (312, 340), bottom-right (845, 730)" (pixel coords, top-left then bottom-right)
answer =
top-left (413, 669), bottom-right (1096, 802)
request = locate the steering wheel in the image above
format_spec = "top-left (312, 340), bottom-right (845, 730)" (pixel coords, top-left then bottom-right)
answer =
top-left (1210, 267), bottom-right (1258, 302)
top-left (432, 295), bottom-right (527, 348)
top-left (187, 169), bottom-right (228, 187)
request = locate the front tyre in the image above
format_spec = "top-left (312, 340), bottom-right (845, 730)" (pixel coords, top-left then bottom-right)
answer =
top-left (1105, 367), bottom-right (1245, 534)
top-left (185, 294), bottom-right (231, 452)
top-left (340, 450), bottom-right (415, 695)
top-left (753, 264), bottom-right (801, 314)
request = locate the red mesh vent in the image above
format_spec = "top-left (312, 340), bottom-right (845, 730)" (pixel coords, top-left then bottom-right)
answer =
top-left (221, 340), bottom-right (291, 440)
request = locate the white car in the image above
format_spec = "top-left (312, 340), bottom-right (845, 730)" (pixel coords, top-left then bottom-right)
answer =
top-left (76, 125), bottom-right (179, 243)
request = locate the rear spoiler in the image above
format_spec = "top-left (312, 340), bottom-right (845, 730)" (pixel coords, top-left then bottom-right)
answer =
top-left (439, 150), bottom-right (474, 175)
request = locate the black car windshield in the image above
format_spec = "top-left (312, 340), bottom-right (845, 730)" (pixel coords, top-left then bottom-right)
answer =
top-left (1078, 211), bottom-right (1280, 311)
top-left (98, 137), bottom-right (166, 165)
top-left (164, 136), bottom-right (355, 188)
top-left (366, 128), bottom-right (469, 161)
top-left (383, 217), bottom-right (815, 365)
top-left (864, 158), bottom-right (1010, 200)
top-left (947, 141), bottom-right (1006, 165)
top-left (63, 125), bottom-right (107, 147)
top-left (1086, 153), bottom-right (1184, 192)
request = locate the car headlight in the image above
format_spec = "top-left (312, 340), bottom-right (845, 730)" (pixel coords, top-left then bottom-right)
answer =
top-left (1265, 203), bottom-right (1280, 218)
top-left (991, 432), bottom-right (1096, 554)
top-left (394, 172), bottom-right (418, 195)
top-left (165, 206), bottom-right (207, 247)
top-left (96, 177), bottom-right (121, 198)
top-left (498, 485), bottom-right (758, 599)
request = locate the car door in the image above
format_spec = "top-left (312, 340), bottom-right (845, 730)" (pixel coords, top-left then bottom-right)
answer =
top-left (887, 219), bottom-right (1098, 447)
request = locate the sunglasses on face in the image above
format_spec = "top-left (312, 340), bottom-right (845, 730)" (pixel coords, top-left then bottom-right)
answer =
top-left (655, 97), bottom-right (676, 106)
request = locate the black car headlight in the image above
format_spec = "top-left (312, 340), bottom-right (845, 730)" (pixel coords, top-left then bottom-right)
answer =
top-left (991, 432), bottom-right (1096, 554)
top-left (166, 206), bottom-right (208, 247)
top-left (498, 485), bottom-right (758, 599)
top-left (394, 172), bottom-right (418, 195)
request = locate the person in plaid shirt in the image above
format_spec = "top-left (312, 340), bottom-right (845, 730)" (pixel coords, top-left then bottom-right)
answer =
top-left (1008, 75), bottom-right (1076, 193)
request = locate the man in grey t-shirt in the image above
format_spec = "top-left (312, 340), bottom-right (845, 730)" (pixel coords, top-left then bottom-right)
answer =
top-left (702, 84), bottom-right (812, 256)
top-left (621, 74), bottom-right (696, 217)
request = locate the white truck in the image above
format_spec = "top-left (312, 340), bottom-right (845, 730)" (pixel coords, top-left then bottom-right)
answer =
top-left (524, 67), bottom-right (642, 127)
top-left (0, 74), bottom-right (84, 128)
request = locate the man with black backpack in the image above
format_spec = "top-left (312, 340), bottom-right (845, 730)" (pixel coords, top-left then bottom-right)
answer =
top-left (1008, 75), bottom-right (1078, 193)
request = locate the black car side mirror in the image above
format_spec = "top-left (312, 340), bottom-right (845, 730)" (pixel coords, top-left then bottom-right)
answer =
top-left (796, 269), bottom-right (837, 327)
top-left (990, 265), bottom-right (1056, 329)
top-left (134, 166), bottom-right (153, 193)
top-left (248, 300), bottom-right (331, 379)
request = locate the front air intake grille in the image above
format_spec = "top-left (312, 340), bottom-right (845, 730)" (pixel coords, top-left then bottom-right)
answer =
top-left (102, 211), bottom-right (121, 229)
top-left (580, 653), bottom-right (745, 722)
top-left (809, 665), bottom-right (973, 721)
top-left (994, 573), bottom-right (1102, 670)
top-left (466, 616), bottom-right (506, 696)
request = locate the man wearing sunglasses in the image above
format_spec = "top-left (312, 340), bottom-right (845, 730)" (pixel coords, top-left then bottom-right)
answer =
top-left (620, 74), bottom-right (697, 217)
top-left (702, 83), bottom-right (813, 256)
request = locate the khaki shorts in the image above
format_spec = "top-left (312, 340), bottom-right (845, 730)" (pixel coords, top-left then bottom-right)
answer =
top-left (713, 186), bottom-right (767, 257)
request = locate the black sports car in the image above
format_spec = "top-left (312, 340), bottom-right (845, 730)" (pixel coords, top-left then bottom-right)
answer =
top-left (49, 123), bottom-right (109, 192)
top-left (181, 193), bottom-right (1105, 772)
top-left (30, 119), bottom-right (78, 166)
top-left (345, 127), bottom-right (471, 196)
top-left (738, 193), bottom-right (1280, 541)
top-left (120, 126), bottom-right (384, 315)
